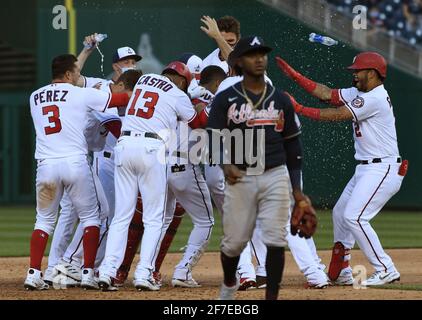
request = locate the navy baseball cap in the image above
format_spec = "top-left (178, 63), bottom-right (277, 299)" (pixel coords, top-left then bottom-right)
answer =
top-left (112, 46), bottom-right (142, 63)
top-left (228, 36), bottom-right (272, 67)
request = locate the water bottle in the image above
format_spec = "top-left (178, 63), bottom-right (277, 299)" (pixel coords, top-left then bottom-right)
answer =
top-left (83, 33), bottom-right (108, 49)
top-left (309, 33), bottom-right (338, 46)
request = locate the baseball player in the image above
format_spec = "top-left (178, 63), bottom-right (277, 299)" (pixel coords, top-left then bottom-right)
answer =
top-left (200, 15), bottom-right (240, 74)
top-left (45, 70), bottom-right (142, 287)
top-left (207, 36), bottom-right (317, 300)
top-left (276, 51), bottom-right (406, 286)
top-left (24, 54), bottom-right (130, 290)
top-left (212, 53), bottom-right (328, 290)
top-left (98, 61), bottom-right (208, 291)
top-left (112, 62), bottom-right (224, 289)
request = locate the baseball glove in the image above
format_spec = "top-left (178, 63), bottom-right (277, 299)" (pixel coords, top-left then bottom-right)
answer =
top-left (290, 198), bottom-right (317, 239)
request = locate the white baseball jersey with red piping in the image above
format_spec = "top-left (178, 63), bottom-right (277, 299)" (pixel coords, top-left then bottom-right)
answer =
top-left (339, 85), bottom-right (399, 161)
top-left (333, 83), bottom-right (404, 275)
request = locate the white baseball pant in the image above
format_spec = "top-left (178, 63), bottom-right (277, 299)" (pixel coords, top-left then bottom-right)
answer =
top-left (99, 135), bottom-right (168, 281)
top-left (164, 163), bottom-right (214, 281)
top-left (333, 162), bottom-right (403, 272)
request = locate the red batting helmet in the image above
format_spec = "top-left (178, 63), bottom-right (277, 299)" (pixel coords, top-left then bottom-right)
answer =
top-left (347, 52), bottom-right (387, 78)
top-left (162, 61), bottom-right (193, 86)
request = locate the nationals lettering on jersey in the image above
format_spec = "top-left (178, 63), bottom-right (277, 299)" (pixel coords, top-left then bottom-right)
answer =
top-left (339, 84), bottom-right (400, 161)
top-left (122, 74), bottom-right (196, 141)
top-left (30, 83), bottom-right (111, 159)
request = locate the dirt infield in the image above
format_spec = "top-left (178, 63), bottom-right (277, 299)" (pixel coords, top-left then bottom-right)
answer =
top-left (1, 249), bottom-right (421, 300)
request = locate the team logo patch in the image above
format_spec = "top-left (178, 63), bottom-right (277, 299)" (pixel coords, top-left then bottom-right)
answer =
top-left (351, 96), bottom-right (364, 108)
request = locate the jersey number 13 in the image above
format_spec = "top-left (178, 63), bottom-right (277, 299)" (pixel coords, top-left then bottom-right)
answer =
top-left (127, 89), bottom-right (159, 119)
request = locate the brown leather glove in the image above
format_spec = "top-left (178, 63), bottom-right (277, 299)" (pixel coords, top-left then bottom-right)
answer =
top-left (290, 198), bottom-right (317, 239)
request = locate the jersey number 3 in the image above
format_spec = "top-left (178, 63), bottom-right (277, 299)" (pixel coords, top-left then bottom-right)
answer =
top-left (127, 89), bottom-right (159, 119)
top-left (42, 105), bottom-right (62, 135)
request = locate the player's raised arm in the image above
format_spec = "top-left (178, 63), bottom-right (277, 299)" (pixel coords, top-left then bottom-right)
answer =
top-left (275, 56), bottom-right (344, 106)
top-left (200, 16), bottom-right (233, 62)
top-left (75, 33), bottom-right (100, 87)
top-left (286, 92), bottom-right (353, 122)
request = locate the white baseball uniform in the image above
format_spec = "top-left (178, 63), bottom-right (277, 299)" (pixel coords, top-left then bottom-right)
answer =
top-left (45, 79), bottom-right (118, 275)
top-left (201, 48), bottom-right (229, 74)
top-left (334, 84), bottom-right (403, 273)
top-left (99, 73), bottom-right (199, 282)
top-left (30, 82), bottom-right (111, 237)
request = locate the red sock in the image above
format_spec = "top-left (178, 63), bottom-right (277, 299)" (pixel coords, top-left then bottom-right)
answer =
top-left (30, 229), bottom-right (49, 270)
top-left (83, 226), bottom-right (100, 269)
top-left (155, 203), bottom-right (185, 272)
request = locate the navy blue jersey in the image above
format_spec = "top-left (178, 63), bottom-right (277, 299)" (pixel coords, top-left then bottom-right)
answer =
top-left (207, 81), bottom-right (301, 170)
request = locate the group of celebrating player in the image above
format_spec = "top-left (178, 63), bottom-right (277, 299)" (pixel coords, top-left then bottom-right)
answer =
top-left (24, 14), bottom-right (406, 300)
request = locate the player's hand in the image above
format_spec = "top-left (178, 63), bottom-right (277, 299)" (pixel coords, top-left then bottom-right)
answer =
top-left (275, 56), bottom-right (298, 79)
top-left (188, 84), bottom-right (206, 100)
top-left (290, 191), bottom-right (317, 239)
top-left (222, 164), bottom-right (244, 185)
top-left (83, 33), bottom-right (99, 51)
top-left (284, 92), bottom-right (304, 114)
top-left (200, 16), bottom-right (221, 40)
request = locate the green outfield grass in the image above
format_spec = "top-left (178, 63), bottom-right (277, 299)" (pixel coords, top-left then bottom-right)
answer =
top-left (0, 206), bottom-right (421, 257)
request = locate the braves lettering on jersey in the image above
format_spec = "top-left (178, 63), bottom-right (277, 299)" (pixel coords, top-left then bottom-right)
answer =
top-left (201, 48), bottom-right (229, 74)
top-left (208, 82), bottom-right (300, 170)
top-left (30, 83), bottom-right (111, 159)
top-left (123, 74), bottom-right (196, 141)
top-left (339, 84), bottom-right (400, 160)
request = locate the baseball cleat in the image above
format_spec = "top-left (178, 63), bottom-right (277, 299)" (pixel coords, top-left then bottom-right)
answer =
top-left (171, 278), bottom-right (201, 288)
top-left (43, 267), bottom-right (58, 286)
top-left (255, 276), bottom-right (267, 289)
top-left (133, 278), bottom-right (160, 291)
top-left (306, 280), bottom-right (330, 289)
top-left (333, 267), bottom-right (354, 286)
top-left (80, 268), bottom-right (99, 290)
top-left (113, 270), bottom-right (128, 287)
top-left (153, 271), bottom-right (163, 287)
top-left (361, 270), bottom-right (400, 286)
top-left (98, 275), bottom-right (118, 292)
top-left (54, 261), bottom-right (82, 281)
top-left (24, 268), bottom-right (49, 291)
top-left (238, 277), bottom-right (257, 291)
top-left (218, 282), bottom-right (240, 300)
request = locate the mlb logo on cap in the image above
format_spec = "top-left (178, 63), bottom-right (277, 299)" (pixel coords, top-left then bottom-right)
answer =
top-left (112, 46), bottom-right (142, 63)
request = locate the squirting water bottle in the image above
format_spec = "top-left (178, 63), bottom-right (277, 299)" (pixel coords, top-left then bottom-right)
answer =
top-left (83, 33), bottom-right (108, 49)
top-left (309, 33), bottom-right (338, 46)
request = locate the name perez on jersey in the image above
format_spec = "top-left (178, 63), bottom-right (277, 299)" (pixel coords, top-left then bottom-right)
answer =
top-left (227, 101), bottom-right (285, 132)
top-left (33, 90), bottom-right (68, 106)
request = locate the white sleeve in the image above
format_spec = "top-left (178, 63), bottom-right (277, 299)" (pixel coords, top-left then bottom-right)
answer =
top-left (83, 76), bottom-right (106, 88)
top-left (84, 88), bottom-right (111, 112)
top-left (340, 87), bottom-right (378, 122)
top-left (347, 96), bottom-right (379, 122)
top-left (175, 93), bottom-right (196, 122)
top-left (339, 87), bottom-right (359, 104)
